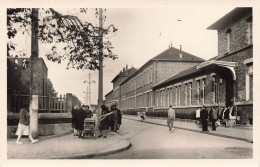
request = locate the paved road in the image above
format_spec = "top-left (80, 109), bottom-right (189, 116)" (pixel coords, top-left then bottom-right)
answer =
top-left (96, 119), bottom-right (252, 159)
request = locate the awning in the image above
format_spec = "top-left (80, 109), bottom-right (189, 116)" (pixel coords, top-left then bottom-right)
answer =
top-left (197, 60), bottom-right (237, 80)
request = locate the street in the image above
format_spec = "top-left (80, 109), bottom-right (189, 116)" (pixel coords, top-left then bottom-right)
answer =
top-left (96, 118), bottom-right (252, 159)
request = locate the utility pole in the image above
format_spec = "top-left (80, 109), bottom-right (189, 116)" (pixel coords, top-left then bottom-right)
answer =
top-left (98, 8), bottom-right (103, 111)
top-left (30, 8), bottom-right (39, 138)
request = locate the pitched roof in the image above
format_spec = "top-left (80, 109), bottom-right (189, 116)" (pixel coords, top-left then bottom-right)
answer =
top-left (111, 67), bottom-right (137, 83)
top-left (152, 47), bottom-right (204, 62)
top-left (104, 90), bottom-right (113, 97)
top-left (120, 46), bottom-right (204, 85)
top-left (207, 7), bottom-right (252, 31)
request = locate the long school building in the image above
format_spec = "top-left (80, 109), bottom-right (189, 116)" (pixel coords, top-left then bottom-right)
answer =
top-left (105, 7), bottom-right (253, 125)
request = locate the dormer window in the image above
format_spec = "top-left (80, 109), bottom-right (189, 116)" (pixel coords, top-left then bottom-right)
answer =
top-left (226, 29), bottom-right (232, 53)
top-left (246, 16), bottom-right (252, 45)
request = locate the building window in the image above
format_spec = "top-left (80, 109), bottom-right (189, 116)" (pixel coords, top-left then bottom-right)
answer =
top-left (196, 80), bottom-right (200, 104)
top-left (226, 29), bottom-right (232, 53)
top-left (201, 78), bottom-right (206, 104)
top-left (246, 64), bottom-right (253, 100)
top-left (175, 86), bottom-right (178, 106)
top-left (212, 75), bottom-right (218, 103)
top-left (160, 90), bottom-right (163, 107)
top-left (169, 88), bottom-right (172, 106)
top-left (246, 16), bottom-right (252, 45)
top-left (185, 83), bottom-right (188, 106)
top-left (189, 82), bottom-right (192, 105)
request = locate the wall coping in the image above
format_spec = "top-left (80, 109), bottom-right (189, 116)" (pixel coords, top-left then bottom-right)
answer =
top-left (7, 113), bottom-right (72, 119)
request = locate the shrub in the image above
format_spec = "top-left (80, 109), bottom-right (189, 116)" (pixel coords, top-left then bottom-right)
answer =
top-left (122, 110), bottom-right (138, 115)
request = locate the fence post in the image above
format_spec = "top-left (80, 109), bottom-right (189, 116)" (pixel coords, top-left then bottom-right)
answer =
top-left (63, 94), bottom-right (66, 113)
top-left (48, 93), bottom-right (51, 113)
top-left (60, 95), bottom-right (62, 113)
top-left (66, 93), bottom-right (73, 113)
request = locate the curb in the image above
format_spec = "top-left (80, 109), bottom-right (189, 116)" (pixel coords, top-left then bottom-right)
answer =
top-left (124, 116), bottom-right (253, 143)
top-left (51, 134), bottom-right (131, 159)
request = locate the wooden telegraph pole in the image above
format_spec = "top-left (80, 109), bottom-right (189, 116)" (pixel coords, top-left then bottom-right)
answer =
top-left (97, 8), bottom-right (103, 128)
top-left (30, 8), bottom-right (39, 138)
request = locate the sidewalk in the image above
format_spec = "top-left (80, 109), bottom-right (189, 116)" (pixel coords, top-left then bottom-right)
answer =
top-left (124, 115), bottom-right (253, 143)
top-left (7, 131), bottom-right (131, 159)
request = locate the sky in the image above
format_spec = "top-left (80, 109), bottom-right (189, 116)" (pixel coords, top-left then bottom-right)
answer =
top-left (8, 4), bottom-right (244, 105)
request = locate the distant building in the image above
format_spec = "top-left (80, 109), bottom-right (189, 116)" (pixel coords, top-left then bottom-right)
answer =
top-left (153, 7), bottom-right (253, 125)
top-left (105, 65), bottom-right (137, 107)
top-left (105, 46), bottom-right (204, 111)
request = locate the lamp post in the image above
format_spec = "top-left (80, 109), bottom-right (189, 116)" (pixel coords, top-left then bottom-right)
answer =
top-left (97, 8), bottom-right (117, 126)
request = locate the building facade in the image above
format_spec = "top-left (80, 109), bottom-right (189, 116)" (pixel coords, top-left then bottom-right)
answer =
top-left (105, 65), bottom-right (137, 107)
top-left (153, 8), bottom-right (253, 125)
top-left (117, 46), bottom-right (204, 112)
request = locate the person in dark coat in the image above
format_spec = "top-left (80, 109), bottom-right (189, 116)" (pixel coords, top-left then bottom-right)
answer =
top-left (200, 105), bottom-right (209, 132)
top-left (110, 103), bottom-right (118, 132)
top-left (75, 105), bottom-right (89, 138)
top-left (71, 105), bottom-right (78, 136)
top-left (117, 105), bottom-right (122, 130)
top-left (99, 105), bottom-right (111, 138)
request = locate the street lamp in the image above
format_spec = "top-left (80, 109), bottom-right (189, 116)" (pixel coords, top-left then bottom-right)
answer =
top-left (97, 8), bottom-right (118, 107)
top-left (97, 8), bottom-right (118, 130)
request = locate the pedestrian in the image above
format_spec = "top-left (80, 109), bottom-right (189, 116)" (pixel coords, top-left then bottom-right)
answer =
top-left (71, 105), bottom-right (78, 136)
top-left (200, 105), bottom-right (209, 132)
top-left (167, 105), bottom-right (175, 132)
top-left (110, 102), bottom-right (118, 132)
top-left (75, 105), bottom-right (88, 138)
top-left (223, 106), bottom-right (230, 127)
top-left (85, 105), bottom-right (92, 118)
top-left (99, 105), bottom-right (111, 138)
top-left (210, 106), bottom-right (218, 131)
top-left (140, 109), bottom-right (145, 120)
top-left (116, 104), bottom-right (122, 130)
top-left (15, 103), bottom-right (38, 144)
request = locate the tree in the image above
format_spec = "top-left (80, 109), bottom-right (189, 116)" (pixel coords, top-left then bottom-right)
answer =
top-left (7, 8), bottom-right (118, 70)
top-left (46, 78), bottom-right (58, 97)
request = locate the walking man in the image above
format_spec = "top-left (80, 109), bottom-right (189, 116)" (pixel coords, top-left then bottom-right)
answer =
top-left (210, 106), bottom-right (218, 131)
top-left (167, 105), bottom-right (175, 132)
top-left (200, 105), bottom-right (209, 132)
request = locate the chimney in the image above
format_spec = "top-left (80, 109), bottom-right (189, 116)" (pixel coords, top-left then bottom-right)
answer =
top-left (126, 64), bottom-right (128, 70)
top-left (171, 42), bottom-right (173, 47)
top-left (123, 67), bottom-right (125, 72)
top-left (179, 45), bottom-right (182, 59)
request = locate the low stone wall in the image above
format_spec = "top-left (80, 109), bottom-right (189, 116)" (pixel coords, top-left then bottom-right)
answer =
top-left (7, 123), bottom-right (73, 138)
top-left (7, 113), bottom-right (73, 138)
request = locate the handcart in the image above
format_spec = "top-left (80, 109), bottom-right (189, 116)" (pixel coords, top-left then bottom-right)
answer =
top-left (82, 117), bottom-right (96, 139)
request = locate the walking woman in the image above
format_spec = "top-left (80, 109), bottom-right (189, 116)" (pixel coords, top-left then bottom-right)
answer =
top-left (71, 105), bottom-right (78, 136)
top-left (16, 103), bottom-right (38, 144)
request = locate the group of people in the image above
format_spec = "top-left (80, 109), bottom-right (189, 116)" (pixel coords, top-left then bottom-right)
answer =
top-left (200, 102), bottom-right (237, 132)
top-left (99, 102), bottom-right (122, 138)
top-left (71, 105), bottom-right (93, 138)
top-left (71, 101), bottom-right (122, 138)
top-left (167, 103), bottom-right (237, 133)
